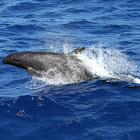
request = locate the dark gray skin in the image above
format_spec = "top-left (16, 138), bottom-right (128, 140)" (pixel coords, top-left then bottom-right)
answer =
top-left (2, 47), bottom-right (93, 82)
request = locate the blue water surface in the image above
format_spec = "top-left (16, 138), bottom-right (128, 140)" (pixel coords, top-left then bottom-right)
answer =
top-left (0, 0), bottom-right (140, 139)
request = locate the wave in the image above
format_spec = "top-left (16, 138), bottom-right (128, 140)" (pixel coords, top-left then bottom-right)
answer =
top-left (3, 2), bottom-right (44, 13)
top-left (0, 95), bottom-right (70, 122)
top-left (7, 24), bottom-right (45, 33)
top-left (0, 78), bottom-right (140, 139)
top-left (62, 20), bottom-right (95, 30)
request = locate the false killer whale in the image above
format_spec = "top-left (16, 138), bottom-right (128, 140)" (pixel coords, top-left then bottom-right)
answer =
top-left (2, 47), bottom-right (93, 82)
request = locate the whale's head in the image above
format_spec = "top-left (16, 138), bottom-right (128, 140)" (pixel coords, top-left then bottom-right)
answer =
top-left (2, 52), bottom-right (27, 69)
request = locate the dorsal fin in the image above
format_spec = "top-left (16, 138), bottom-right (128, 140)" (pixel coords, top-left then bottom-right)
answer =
top-left (70, 47), bottom-right (85, 54)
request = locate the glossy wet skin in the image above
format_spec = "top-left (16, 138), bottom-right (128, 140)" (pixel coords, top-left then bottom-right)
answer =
top-left (2, 47), bottom-right (93, 81)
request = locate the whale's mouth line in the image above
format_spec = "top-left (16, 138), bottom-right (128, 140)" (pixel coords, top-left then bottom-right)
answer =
top-left (4, 59), bottom-right (26, 69)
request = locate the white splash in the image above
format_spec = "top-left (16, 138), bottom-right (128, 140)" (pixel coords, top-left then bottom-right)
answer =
top-left (77, 45), bottom-right (140, 84)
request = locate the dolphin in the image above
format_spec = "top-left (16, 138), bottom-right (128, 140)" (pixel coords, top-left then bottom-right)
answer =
top-left (2, 47), bottom-right (93, 82)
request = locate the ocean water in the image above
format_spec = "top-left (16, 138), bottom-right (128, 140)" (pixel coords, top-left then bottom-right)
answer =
top-left (0, 0), bottom-right (140, 139)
